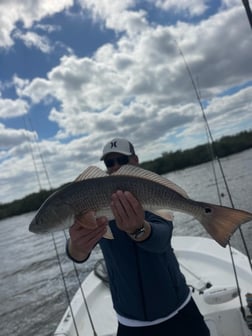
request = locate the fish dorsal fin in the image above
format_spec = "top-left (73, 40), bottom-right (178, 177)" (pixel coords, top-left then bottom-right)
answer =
top-left (74, 166), bottom-right (108, 182)
top-left (113, 165), bottom-right (189, 198)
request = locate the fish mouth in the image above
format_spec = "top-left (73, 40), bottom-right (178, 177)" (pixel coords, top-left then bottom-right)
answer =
top-left (29, 218), bottom-right (37, 233)
top-left (29, 223), bottom-right (44, 234)
top-left (29, 218), bottom-right (48, 234)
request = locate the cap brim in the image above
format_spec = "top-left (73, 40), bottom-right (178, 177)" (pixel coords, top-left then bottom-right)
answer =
top-left (100, 150), bottom-right (132, 160)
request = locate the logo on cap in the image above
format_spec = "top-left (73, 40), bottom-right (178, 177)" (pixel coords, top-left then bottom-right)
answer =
top-left (110, 141), bottom-right (117, 148)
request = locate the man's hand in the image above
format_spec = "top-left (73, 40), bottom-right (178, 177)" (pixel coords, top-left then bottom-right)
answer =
top-left (110, 190), bottom-right (145, 234)
top-left (68, 211), bottom-right (108, 261)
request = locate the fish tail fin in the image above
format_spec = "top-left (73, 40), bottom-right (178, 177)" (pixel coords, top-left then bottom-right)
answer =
top-left (196, 202), bottom-right (252, 247)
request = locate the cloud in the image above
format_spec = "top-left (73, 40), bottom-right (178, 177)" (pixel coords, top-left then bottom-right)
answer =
top-left (0, 0), bottom-right (74, 48)
top-left (16, 4), bottom-right (251, 141)
top-left (0, 98), bottom-right (29, 118)
top-left (1, 1), bottom-right (252, 203)
top-left (79, 0), bottom-right (148, 35)
top-left (13, 30), bottom-right (53, 53)
top-left (0, 123), bottom-right (36, 148)
top-left (34, 23), bottom-right (61, 34)
top-left (151, 0), bottom-right (210, 17)
top-left (205, 86), bottom-right (252, 132)
top-left (19, 77), bottom-right (52, 104)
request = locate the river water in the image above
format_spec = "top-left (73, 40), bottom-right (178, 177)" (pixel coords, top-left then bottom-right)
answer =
top-left (0, 149), bottom-right (252, 336)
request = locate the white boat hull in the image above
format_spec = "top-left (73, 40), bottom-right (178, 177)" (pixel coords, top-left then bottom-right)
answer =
top-left (54, 236), bottom-right (252, 336)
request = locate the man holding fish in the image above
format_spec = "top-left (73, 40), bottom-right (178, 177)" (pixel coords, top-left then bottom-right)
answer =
top-left (66, 138), bottom-right (210, 336)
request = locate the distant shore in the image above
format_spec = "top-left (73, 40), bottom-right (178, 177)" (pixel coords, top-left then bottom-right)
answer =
top-left (1, 129), bottom-right (251, 220)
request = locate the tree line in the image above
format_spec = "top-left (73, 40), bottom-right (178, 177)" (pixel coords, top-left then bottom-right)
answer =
top-left (140, 130), bottom-right (252, 174)
top-left (0, 129), bottom-right (251, 220)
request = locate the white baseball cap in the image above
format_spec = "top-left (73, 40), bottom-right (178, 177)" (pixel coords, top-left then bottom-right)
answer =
top-left (100, 138), bottom-right (136, 160)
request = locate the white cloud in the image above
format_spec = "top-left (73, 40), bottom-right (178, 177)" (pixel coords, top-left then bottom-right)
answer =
top-left (14, 4), bottom-right (252, 145)
top-left (151, 0), bottom-right (210, 17)
top-left (0, 153), bottom-right (44, 202)
top-left (0, 98), bottom-right (29, 118)
top-left (79, 0), bottom-right (148, 35)
top-left (0, 123), bottom-right (36, 148)
top-left (20, 77), bottom-right (52, 104)
top-left (34, 23), bottom-right (61, 34)
top-left (205, 86), bottom-right (252, 134)
top-left (1, 1), bottom-right (252, 203)
top-left (13, 30), bottom-right (53, 53)
top-left (79, 0), bottom-right (134, 22)
top-left (0, 133), bottom-right (103, 202)
top-left (0, 0), bottom-right (74, 48)
top-left (220, 0), bottom-right (241, 9)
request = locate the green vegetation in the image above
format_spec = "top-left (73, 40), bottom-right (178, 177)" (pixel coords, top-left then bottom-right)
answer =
top-left (0, 190), bottom-right (53, 220)
top-left (0, 130), bottom-right (251, 220)
top-left (140, 130), bottom-right (252, 174)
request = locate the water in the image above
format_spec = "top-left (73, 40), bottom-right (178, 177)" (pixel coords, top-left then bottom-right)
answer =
top-left (0, 149), bottom-right (252, 336)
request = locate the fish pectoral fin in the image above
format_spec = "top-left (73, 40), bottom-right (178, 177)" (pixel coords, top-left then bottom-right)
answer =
top-left (113, 165), bottom-right (189, 199)
top-left (103, 226), bottom-right (114, 239)
top-left (74, 166), bottom-right (108, 182)
top-left (153, 209), bottom-right (174, 221)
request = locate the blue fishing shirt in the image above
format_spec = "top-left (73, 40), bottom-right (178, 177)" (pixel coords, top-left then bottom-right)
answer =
top-left (99, 211), bottom-right (190, 321)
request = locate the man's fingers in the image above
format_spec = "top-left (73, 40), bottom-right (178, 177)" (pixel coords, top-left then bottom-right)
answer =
top-left (72, 222), bottom-right (108, 251)
top-left (111, 190), bottom-right (145, 233)
top-left (111, 190), bottom-right (143, 218)
top-left (124, 191), bottom-right (143, 214)
top-left (111, 190), bottom-right (134, 218)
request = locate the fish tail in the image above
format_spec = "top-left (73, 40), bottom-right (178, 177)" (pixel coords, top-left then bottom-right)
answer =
top-left (195, 202), bottom-right (252, 247)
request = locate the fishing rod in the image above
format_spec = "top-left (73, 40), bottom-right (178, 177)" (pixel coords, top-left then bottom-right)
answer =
top-left (242, 0), bottom-right (252, 29)
top-left (24, 115), bottom-right (97, 336)
top-left (63, 230), bottom-right (98, 336)
top-left (23, 117), bottom-right (42, 190)
top-left (26, 115), bottom-right (53, 190)
top-left (175, 41), bottom-right (251, 267)
top-left (51, 232), bottom-right (81, 336)
top-left (174, 41), bottom-right (252, 320)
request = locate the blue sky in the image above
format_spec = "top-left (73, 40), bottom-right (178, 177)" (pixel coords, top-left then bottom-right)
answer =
top-left (0, 0), bottom-right (252, 203)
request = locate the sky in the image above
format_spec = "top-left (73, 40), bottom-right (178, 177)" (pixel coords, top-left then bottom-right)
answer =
top-left (0, 0), bottom-right (252, 204)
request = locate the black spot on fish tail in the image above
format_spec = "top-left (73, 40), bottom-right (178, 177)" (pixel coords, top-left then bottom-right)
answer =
top-left (205, 207), bottom-right (212, 214)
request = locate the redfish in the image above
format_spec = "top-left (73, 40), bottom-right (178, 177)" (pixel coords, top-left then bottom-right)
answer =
top-left (29, 165), bottom-right (252, 247)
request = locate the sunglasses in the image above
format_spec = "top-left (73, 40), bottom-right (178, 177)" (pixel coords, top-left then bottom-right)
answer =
top-left (104, 155), bottom-right (130, 168)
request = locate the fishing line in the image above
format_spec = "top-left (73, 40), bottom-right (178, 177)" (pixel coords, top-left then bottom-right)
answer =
top-left (51, 232), bottom-right (81, 336)
top-left (23, 115), bottom-right (95, 335)
top-left (26, 115), bottom-right (53, 190)
top-left (174, 40), bottom-right (252, 270)
top-left (23, 117), bottom-right (42, 190)
top-left (174, 40), bottom-right (252, 320)
top-left (63, 230), bottom-right (98, 336)
top-left (179, 261), bottom-right (212, 292)
top-left (227, 241), bottom-right (246, 319)
top-left (195, 78), bottom-right (223, 205)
